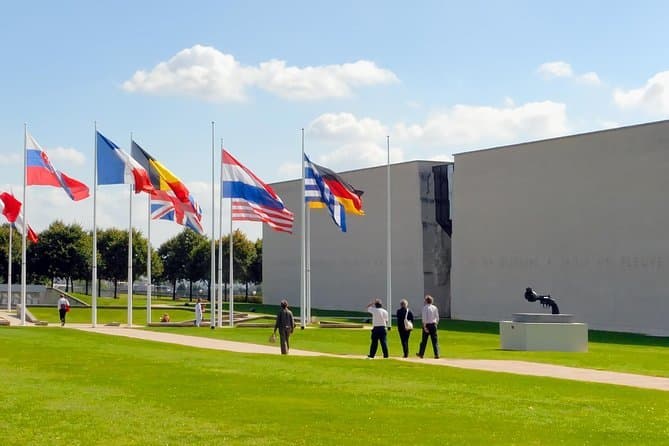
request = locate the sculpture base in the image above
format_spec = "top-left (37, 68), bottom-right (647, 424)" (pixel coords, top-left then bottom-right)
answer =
top-left (512, 313), bottom-right (575, 323)
top-left (500, 320), bottom-right (588, 352)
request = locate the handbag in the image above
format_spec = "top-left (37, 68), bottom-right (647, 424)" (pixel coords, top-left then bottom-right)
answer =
top-left (403, 309), bottom-right (413, 330)
top-left (269, 333), bottom-right (277, 343)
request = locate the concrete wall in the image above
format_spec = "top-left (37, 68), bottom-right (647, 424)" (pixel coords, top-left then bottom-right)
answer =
top-left (451, 120), bottom-right (669, 335)
top-left (264, 161), bottom-right (450, 315)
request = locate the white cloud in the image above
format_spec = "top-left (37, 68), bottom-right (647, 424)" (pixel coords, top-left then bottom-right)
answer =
top-left (537, 61), bottom-right (601, 86)
top-left (394, 101), bottom-right (569, 148)
top-left (278, 162), bottom-right (301, 179)
top-left (306, 113), bottom-right (404, 169)
top-left (0, 153), bottom-right (22, 165)
top-left (123, 45), bottom-right (398, 102)
top-left (306, 101), bottom-right (568, 170)
top-left (122, 45), bottom-right (256, 102)
top-left (47, 147), bottom-right (86, 166)
top-left (309, 113), bottom-right (388, 142)
top-left (537, 61), bottom-right (573, 79)
top-left (578, 72), bottom-right (601, 86)
top-left (613, 70), bottom-right (669, 114)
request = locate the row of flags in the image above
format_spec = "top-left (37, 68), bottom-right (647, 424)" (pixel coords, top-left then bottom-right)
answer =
top-left (17, 130), bottom-right (366, 238)
top-left (9, 125), bottom-right (366, 329)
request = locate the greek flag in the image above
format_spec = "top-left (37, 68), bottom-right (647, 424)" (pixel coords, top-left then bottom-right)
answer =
top-left (304, 153), bottom-right (346, 232)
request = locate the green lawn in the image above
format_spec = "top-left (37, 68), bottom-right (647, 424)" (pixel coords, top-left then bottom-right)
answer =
top-left (27, 304), bottom-right (669, 378)
top-left (29, 307), bottom-right (196, 325)
top-left (0, 327), bottom-right (668, 445)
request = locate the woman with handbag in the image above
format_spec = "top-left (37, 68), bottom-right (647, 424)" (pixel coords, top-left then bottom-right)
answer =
top-left (396, 299), bottom-right (414, 358)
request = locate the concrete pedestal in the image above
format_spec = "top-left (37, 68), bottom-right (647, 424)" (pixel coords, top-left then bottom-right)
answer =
top-left (500, 315), bottom-right (588, 352)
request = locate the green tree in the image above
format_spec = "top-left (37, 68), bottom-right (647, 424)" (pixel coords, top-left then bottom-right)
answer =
top-left (0, 224), bottom-right (23, 285)
top-left (157, 229), bottom-right (206, 300)
top-left (97, 228), bottom-right (149, 298)
top-left (189, 237), bottom-right (211, 301)
top-left (248, 238), bottom-right (262, 288)
top-left (30, 221), bottom-right (89, 290)
top-left (219, 229), bottom-right (256, 301)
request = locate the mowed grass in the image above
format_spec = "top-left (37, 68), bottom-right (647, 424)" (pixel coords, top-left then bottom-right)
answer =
top-left (29, 307), bottom-right (196, 325)
top-left (1, 328), bottom-right (668, 446)
top-left (27, 305), bottom-right (669, 377)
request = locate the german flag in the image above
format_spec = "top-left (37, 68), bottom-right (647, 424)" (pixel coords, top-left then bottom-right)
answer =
top-left (309, 163), bottom-right (364, 215)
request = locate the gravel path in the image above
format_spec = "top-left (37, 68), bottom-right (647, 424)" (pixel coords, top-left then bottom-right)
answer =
top-left (73, 325), bottom-right (669, 392)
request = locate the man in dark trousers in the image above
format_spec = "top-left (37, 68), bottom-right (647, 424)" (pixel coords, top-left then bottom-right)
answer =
top-left (366, 298), bottom-right (389, 359)
top-left (273, 300), bottom-right (296, 355)
top-left (416, 295), bottom-right (440, 359)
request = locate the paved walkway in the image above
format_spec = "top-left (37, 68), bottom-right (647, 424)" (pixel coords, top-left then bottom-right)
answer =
top-left (3, 310), bottom-right (669, 392)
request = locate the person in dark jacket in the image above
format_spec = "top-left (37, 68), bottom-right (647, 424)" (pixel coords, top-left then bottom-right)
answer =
top-left (273, 299), bottom-right (296, 355)
top-left (396, 299), bottom-right (414, 358)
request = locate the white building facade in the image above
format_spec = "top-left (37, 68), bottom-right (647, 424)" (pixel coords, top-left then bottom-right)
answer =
top-left (451, 120), bottom-right (669, 335)
top-left (264, 161), bottom-right (452, 317)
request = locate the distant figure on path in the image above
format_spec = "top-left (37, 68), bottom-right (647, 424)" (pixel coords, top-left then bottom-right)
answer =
top-left (273, 300), bottom-right (296, 354)
top-left (416, 295), bottom-right (440, 359)
top-left (366, 298), bottom-right (389, 359)
top-left (57, 293), bottom-right (70, 327)
top-left (396, 299), bottom-right (414, 358)
top-left (194, 298), bottom-right (204, 327)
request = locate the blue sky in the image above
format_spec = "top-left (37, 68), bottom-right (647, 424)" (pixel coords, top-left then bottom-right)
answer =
top-left (1, 1), bottom-right (668, 244)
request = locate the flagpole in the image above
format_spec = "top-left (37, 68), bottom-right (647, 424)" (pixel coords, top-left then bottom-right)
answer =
top-left (210, 121), bottom-right (216, 329)
top-left (305, 131), bottom-right (311, 326)
top-left (7, 225), bottom-right (12, 311)
top-left (127, 133), bottom-right (134, 327)
top-left (228, 195), bottom-right (234, 327)
top-left (20, 123), bottom-right (27, 326)
top-left (386, 135), bottom-right (392, 327)
top-left (92, 122), bottom-right (98, 327)
top-left (218, 138), bottom-right (224, 328)
top-left (306, 201), bottom-right (311, 325)
top-left (300, 128), bottom-right (306, 329)
top-left (146, 192), bottom-right (152, 326)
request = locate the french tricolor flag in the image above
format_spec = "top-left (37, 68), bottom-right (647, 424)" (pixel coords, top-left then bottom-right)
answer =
top-left (96, 132), bottom-right (153, 193)
top-left (221, 149), bottom-right (294, 233)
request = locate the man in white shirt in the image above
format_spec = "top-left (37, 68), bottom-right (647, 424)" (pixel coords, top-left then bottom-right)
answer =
top-left (194, 298), bottom-right (204, 327)
top-left (417, 295), bottom-right (440, 359)
top-left (57, 293), bottom-right (70, 327)
top-left (366, 298), bottom-right (389, 358)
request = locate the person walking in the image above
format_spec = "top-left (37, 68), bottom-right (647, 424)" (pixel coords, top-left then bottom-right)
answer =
top-left (366, 298), bottom-right (389, 359)
top-left (194, 298), bottom-right (204, 327)
top-left (416, 295), bottom-right (440, 359)
top-left (396, 299), bottom-right (414, 358)
top-left (273, 299), bottom-right (296, 354)
top-left (57, 293), bottom-right (70, 327)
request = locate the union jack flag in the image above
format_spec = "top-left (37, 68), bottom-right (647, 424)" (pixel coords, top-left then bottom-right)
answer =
top-left (150, 190), bottom-right (204, 235)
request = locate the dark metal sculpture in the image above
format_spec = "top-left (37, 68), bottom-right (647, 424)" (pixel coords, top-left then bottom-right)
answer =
top-left (524, 287), bottom-right (560, 314)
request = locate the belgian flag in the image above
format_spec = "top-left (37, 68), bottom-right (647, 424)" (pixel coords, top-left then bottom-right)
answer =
top-left (310, 163), bottom-right (364, 216)
top-left (131, 141), bottom-right (199, 217)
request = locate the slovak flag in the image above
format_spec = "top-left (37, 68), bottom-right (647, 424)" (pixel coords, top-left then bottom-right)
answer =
top-left (0, 192), bottom-right (21, 223)
top-left (96, 132), bottom-right (154, 193)
top-left (221, 149), bottom-right (294, 233)
top-left (26, 132), bottom-right (90, 201)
